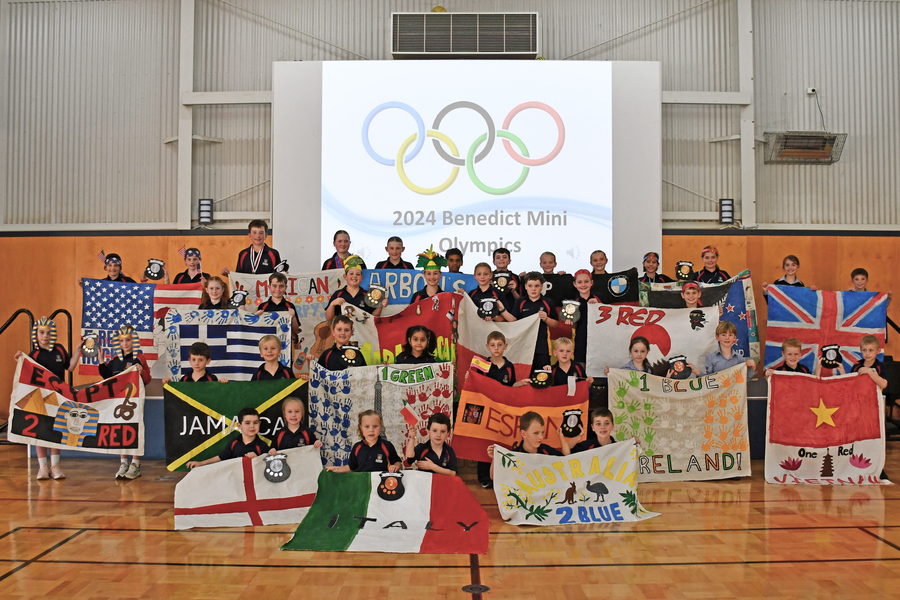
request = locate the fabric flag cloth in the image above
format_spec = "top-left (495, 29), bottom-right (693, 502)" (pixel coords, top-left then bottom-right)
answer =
top-left (80, 278), bottom-right (203, 375)
top-left (608, 365), bottom-right (751, 482)
top-left (452, 365), bottom-right (590, 462)
top-left (360, 269), bottom-right (477, 307)
top-left (345, 292), bottom-right (456, 364)
top-left (308, 363), bottom-right (454, 467)
top-left (456, 293), bottom-right (540, 382)
top-left (229, 269), bottom-right (345, 376)
top-left (764, 288), bottom-right (887, 373)
top-left (592, 268), bottom-right (640, 305)
top-left (174, 446), bottom-right (322, 530)
top-left (281, 469), bottom-right (489, 554)
top-left (640, 270), bottom-right (760, 364)
top-left (585, 304), bottom-right (719, 377)
top-left (765, 372), bottom-right (889, 485)
top-left (161, 309), bottom-right (293, 381)
top-left (9, 355), bottom-right (145, 455)
top-left (493, 441), bottom-right (658, 526)
top-left (163, 378), bottom-right (306, 471)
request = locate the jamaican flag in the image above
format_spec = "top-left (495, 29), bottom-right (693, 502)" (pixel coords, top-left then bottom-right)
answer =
top-left (163, 379), bottom-right (306, 471)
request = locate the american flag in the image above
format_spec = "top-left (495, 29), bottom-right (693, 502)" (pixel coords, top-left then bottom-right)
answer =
top-left (80, 279), bottom-right (203, 375)
top-left (97, 249), bottom-right (106, 263)
top-left (764, 287), bottom-right (888, 372)
top-left (178, 245), bottom-right (187, 259)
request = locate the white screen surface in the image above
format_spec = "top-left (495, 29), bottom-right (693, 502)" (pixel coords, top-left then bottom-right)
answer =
top-left (272, 61), bottom-right (660, 274)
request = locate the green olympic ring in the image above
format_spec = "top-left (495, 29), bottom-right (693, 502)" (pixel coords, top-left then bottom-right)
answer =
top-left (466, 131), bottom-right (530, 196)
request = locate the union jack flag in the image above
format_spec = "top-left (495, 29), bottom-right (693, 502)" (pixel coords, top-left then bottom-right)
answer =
top-left (764, 287), bottom-right (888, 372)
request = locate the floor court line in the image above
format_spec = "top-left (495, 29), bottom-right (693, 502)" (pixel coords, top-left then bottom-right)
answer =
top-left (858, 527), bottom-right (900, 553)
top-left (0, 529), bottom-right (86, 583)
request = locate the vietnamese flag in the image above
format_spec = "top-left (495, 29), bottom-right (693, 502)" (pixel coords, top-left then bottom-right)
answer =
top-left (281, 470), bottom-right (488, 554)
top-left (768, 372), bottom-right (882, 447)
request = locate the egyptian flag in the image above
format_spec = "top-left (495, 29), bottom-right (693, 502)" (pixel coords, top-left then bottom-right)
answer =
top-left (174, 446), bottom-right (322, 530)
top-left (164, 379), bottom-right (306, 471)
top-left (765, 372), bottom-right (889, 485)
top-left (281, 470), bottom-right (489, 554)
top-left (456, 294), bottom-right (540, 382)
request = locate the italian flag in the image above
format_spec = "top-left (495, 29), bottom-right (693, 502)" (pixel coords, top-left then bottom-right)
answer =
top-left (281, 470), bottom-right (489, 554)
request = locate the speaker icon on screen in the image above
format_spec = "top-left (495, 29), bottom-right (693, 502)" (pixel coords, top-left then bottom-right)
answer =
top-left (567, 247), bottom-right (580, 260)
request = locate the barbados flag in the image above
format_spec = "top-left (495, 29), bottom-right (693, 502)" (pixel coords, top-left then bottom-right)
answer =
top-left (281, 470), bottom-right (489, 554)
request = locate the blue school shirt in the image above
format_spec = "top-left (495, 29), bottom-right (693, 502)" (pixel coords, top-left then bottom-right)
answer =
top-left (705, 344), bottom-right (755, 377)
top-left (620, 361), bottom-right (650, 372)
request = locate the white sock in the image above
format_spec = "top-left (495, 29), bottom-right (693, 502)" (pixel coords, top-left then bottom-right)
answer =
top-left (38, 457), bottom-right (48, 467)
top-left (131, 459), bottom-right (140, 467)
top-left (50, 454), bottom-right (60, 466)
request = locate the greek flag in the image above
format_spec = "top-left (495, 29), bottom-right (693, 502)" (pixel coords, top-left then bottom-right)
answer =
top-left (162, 309), bottom-right (293, 381)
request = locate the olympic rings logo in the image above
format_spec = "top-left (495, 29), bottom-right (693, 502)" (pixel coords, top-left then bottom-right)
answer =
top-left (361, 101), bottom-right (565, 196)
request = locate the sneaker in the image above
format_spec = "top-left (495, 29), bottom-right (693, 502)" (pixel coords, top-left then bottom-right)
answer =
top-left (36, 465), bottom-right (50, 480)
top-left (479, 479), bottom-right (493, 489)
top-left (115, 462), bottom-right (129, 479)
top-left (124, 463), bottom-right (142, 480)
top-left (50, 465), bottom-right (66, 480)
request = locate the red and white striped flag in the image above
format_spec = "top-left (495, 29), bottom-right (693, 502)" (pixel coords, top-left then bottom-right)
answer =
top-left (178, 245), bottom-right (187, 259)
top-left (97, 249), bottom-right (106, 263)
top-left (153, 283), bottom-right (204, 319)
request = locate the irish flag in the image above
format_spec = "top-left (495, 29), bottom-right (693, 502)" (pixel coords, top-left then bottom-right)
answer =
top-left (281, 470), bottom-right (489, 554)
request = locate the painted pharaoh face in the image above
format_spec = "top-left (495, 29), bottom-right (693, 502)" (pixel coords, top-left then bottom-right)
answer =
top-left (66, 407), bottom-right (92, 434)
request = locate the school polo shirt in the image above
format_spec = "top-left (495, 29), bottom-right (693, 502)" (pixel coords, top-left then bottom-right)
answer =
top-left (410, 442), bottom-right (458, 472)
top-left (511, 441), bottom-right (562, 456)
top-left (639, 273), bottom-right (675, 283)
top-left (318, 344), bottom-right (368, 371)
top-left (252, 363), bottom-right (294, 381)
top-left (410, 287), bottom-right (443, 304)
top-left (349, 439), bottom-right (402, 472)
top-left (776, 363), bottom-right (811, 374)
top-left (551, 362), bottom-right (586, 386)
top-left (173, 270), bottom-right (210, 284)
top-left (572, 437), bottom-right (617, 453)
top-left (394, 351), bottom-right (434, 365)
top-left (510, 295), bottom-right (557, 356)
top-left (375, 259), bottom-right (414, 269)
top-left (485, 358), bottom-right (516, 386)
top-left (572, 293), bottom-right (602, 363)
top-left (274, 426), bottom-right (317, 450)
top-left (235, 244), bottom-right (281, 275)
top-left (322, 254), bottom-right (367, 271)
top-left (694, 268), bottom-right (730, 284)
top-left (851, 359), bottom-right (884, 376)
top-left (180, 372), bottom-right (219, 382)
top-left (328, 287), bottom-right (374, 313)
top-left (258, 297), bottom-right (297, 314)
top-left (30, 346), bottom-right (70, 379)
top-left (219, 436), bottom-right (270, 461)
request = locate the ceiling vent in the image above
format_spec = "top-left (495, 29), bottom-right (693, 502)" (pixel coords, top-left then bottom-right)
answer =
top-left (391, 12), bottom-right (539, 59)
top-left (763, 131), bottom-right (847, 164)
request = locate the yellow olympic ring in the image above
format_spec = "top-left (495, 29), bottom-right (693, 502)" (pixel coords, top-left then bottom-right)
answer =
top-left (396, 130), bottom-right (459, 195)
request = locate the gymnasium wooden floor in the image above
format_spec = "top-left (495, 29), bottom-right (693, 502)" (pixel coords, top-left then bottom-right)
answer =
top-left (3, 444), bottom-right (900, 600)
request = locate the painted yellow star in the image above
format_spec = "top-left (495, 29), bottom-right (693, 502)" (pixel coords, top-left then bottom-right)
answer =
top-left (810, 398), bottom-right (839, 428)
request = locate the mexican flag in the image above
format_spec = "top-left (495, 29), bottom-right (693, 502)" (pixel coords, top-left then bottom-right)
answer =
top-left (281, 470), bottom-right (489, 554)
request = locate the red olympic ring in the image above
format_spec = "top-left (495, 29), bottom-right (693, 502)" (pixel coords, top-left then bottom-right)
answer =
top-left (501, 102), bottom-right (566, 167)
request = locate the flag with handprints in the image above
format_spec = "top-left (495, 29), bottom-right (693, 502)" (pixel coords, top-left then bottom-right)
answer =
top-left (456, 293), bottom-right (540, 382)
top-left (160, 309), bottom-right (293, 381)
top-left (765, 372), bottom-right (889, 485)
top-left (344, 292), bottom-right (456, 365)
top-left (585, 304), bottom-right (719, 377)
top-left (640, 271), bottom-right (760, 364)
top-left (764, 288), bottom-right (887, 374)
top-left (229, 269), bottom-right (345, 376)
top-left (493, 441), bottom-right (658, 526)
top-left (452, 366), bottom-right (589, 462)
top-left (308, 363), bottom-right (454, 468)
top-left (174, 446), bottom-right (322, 530)
top-left (608, 365), bottom-right (751, 482)
top-left (9, 355), bottom-right (145, 455)
top-left (163, 379), bottom-right (306, 471)
top-left (80, 278), bottom-right (203, 375)
top-left (281, 469), bottom-right (488, 554)
top-left (360, 269), bottom-right (477, 305)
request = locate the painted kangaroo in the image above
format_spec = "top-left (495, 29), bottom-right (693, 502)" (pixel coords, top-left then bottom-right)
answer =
top-left (555, 481), bottom-right (577, 505)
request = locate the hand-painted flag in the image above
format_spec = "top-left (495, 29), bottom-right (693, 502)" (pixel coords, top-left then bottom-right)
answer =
top-left (280, 470), bottom-right (489, 554)
top-left (163, 378), bottom-right (306, 471)
top-left (470, 355), bottom-right (491, 374)
top-left (453, 365), bottom-right (589, 461)
top-left (79, 278), bottom-right (203, 375)
top-left (400, 399), bottom-right (418, 428)
top-left (764, 288), bottom-right (887, 373)
top-left (456, 294), bottom-right (539, 382)
top-left (174, 446), bottom-right (321, 530)
top-left (768, 373), bottom-right (882, 447)
top-left (719, 272), bottom-right (760, 364)
top-left (163, 309), bottom-right (293, 381)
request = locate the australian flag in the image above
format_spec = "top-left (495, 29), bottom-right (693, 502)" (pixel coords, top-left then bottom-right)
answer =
top-left (764, 287), bottom-right (888, 372)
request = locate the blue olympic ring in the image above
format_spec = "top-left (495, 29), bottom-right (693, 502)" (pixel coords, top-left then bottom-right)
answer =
top-left (361, 102), bottom-right (426, 166)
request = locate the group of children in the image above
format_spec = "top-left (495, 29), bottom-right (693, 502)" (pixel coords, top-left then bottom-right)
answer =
top-left (20, 221), bottom-right (893, 486)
